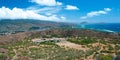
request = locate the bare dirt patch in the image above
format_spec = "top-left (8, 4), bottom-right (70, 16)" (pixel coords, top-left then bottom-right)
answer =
top-left (56, 41), bottom-right (89, 51)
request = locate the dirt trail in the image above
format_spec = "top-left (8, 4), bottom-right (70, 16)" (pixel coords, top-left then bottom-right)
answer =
top-left (56, 41), bottom-right (96, 60)
top-left (56, 41), bottom-right (89, 51)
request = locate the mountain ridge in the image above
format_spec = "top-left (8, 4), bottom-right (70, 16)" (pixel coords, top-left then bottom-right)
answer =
top-left (0, 19), bottom-right (75, 35)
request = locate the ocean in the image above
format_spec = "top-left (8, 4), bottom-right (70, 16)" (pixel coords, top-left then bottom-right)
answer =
top-left (77, 23), bottom-right (120, 33)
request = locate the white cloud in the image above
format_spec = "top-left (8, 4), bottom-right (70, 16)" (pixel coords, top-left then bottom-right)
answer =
top-left (60, 16), bottom-right (66, 20)
top-left (56, 2), bottom-right (62, 6)
top-left (0, 6), bottom-right (65, 21)
top-left (27, 6), bottom-right (62, 14)
top-left (65, 5), bottom-right (79, 10)
top-left (45, 13), bottom-right (52, 16)
top-left (104, 8), bottom-right (111, 11)
top-left (80, 8), bottom-right (111, 19)
top-left (30, 0), bottom-right (62, 6)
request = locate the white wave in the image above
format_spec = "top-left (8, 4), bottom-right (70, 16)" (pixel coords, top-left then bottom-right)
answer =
top-left (101, 29), bottom-right (115, 33)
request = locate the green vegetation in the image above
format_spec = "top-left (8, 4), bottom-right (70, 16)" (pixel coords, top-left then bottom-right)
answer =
top-left (0, 54), bottom-right (6, 59)
top-left (1, 35), bottom-right (120, 60)
top-left (67, 37), bottom-right (97, 45)
top-left (67, 37), bottom-right (120, 60)
top-left (42, 34), bottom-right (60, 38)
top-left (97, 54), bottom-right (113, 60)
top-left (40, 41), bottom-right (58, 45)
top-left (0, 39), bottom-right (85, 60)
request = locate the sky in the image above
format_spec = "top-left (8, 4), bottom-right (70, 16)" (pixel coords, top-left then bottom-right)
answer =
top-left (0, 0), bottom-right (120, 23)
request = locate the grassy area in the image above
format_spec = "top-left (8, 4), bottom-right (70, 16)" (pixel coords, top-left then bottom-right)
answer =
top-left (0, 39), bottom-right (85, 60)
top-left (67, 37), bottom-right (120, 60)
top-left (67, 37), bottom-right (97, 45)
top-left (1, 37), bottom-right (120, 60)
top-left (96, 54), bottom-right (113, 60)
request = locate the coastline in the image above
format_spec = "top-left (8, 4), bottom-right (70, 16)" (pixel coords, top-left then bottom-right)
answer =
top-left (76, 23), bottom-right (120, 33)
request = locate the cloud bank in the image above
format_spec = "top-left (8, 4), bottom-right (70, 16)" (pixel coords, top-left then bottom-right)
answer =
top-left (0, 0), bottom-right (80, 22)
top-left (0, 6), bottom-right (65, 21)
top-left (80, 8), bottom-right (111, 19)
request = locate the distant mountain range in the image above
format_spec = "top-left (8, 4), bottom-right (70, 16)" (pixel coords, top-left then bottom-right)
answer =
top-left (0, 19), bottom-right (75, 35)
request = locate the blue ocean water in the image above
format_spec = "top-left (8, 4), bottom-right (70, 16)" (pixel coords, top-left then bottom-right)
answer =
top-left (77, 23), bottom-right (120, 33)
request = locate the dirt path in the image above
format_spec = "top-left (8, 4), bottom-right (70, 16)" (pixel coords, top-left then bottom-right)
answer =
top-left (56, 41), bottom-right (89, 51)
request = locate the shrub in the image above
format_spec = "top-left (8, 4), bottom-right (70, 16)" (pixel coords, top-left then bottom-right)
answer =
top-left (96, 54), bottom-right (113, 60)
top-left (0, 54), bottom-right (7, 60)
top-left (67, 37), bottom-right (97, 45)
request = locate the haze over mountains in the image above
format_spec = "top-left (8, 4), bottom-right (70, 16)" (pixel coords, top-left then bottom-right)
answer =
top-left (0, 19), bottom-right (74, 35)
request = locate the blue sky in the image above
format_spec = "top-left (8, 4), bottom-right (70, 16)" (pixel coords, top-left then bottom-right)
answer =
top-left (0, 0), bottom-right (120, 23)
